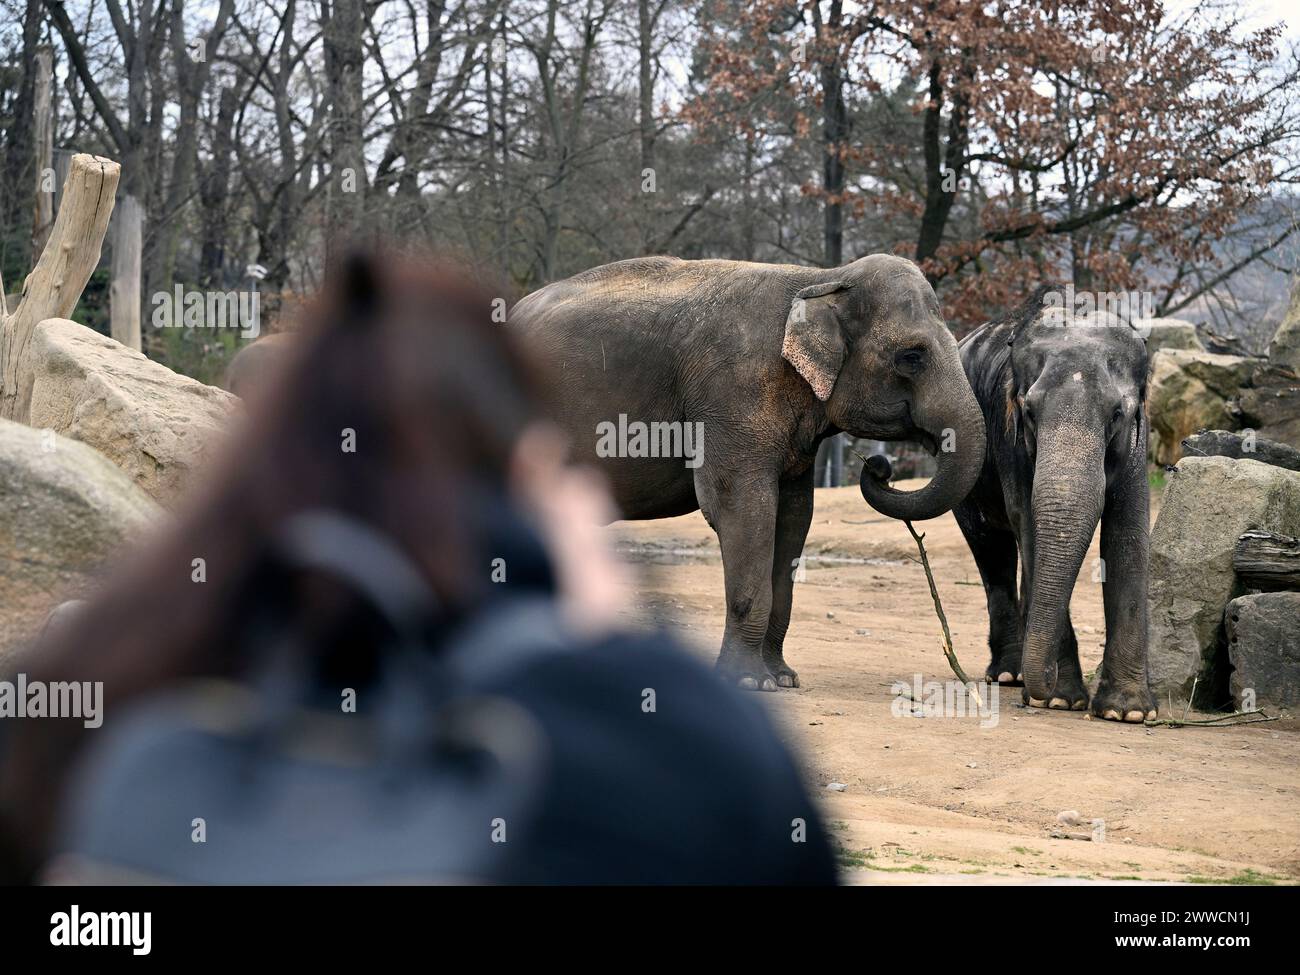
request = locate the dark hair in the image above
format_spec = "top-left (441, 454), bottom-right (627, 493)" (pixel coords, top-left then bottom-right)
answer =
top-left (0, 252), bottom-right (545, 877)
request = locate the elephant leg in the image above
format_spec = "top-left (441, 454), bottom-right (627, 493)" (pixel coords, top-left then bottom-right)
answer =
top-left (696, 468), bottom-right (780, 692)
top-left (1045, 609), bottom-right (1090, 711)
top-left (1092, 434), bottom-right (1157, 723)
top-left (953, 500), bottom-right (1022, 685)
top-left (761, 468), bottom-right (815, 688)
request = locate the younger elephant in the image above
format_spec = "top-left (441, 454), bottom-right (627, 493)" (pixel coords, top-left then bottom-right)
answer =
top-left (952, 287), bottom-right (1156, 722)
top-left (224, 332), bottom-right (295, 399)
top-left (511, 255), bottom-right (986, 691)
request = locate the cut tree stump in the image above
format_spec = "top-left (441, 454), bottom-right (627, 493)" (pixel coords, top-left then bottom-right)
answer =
top-left (1233, 528), bottom-right (1300, 592)
top-left (0, 153), bottom-right (120, 422)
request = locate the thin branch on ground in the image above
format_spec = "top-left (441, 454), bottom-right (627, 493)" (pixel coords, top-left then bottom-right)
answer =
top-left (904, 519), bottom-right (981, 708)
top-left (1144, 709), bottom-right (1279, 728)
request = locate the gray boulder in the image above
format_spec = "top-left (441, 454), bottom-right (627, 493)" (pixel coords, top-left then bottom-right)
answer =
top-left (1135, 317), bottom-right (1205, 356)
top-left (1235, 288), bottom-right (1300, 444)
top-left (1226, 592), bottom-right (1300, 710)
top-left (1148, 456), bottom-right (1300, 705)
top-left (0, 418), bottom-right (161, 665)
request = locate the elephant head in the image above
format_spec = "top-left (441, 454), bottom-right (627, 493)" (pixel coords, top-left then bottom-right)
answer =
top-left (1006, 303), bottom-right (1149, 702)
top-left (781, 255), bottom-right (986, 521)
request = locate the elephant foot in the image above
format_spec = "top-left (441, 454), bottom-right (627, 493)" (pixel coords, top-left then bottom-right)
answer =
top-left (716, 654), bottom-right (779, 692)
top-left (1090, 677), bottom-right (1156, 724)
top-left (1021, 674), bottom-right (1089, 712)
top-left (762, 653), bottom-right (800, 688)
top-left (985, 663), bottom-right (1023, 686)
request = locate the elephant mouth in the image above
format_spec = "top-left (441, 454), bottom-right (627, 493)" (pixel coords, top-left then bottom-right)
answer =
top-left (913, 428), bottom-right (940, 455)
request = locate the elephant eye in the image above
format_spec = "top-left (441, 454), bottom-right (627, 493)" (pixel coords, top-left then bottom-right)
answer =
top-left (1112, 406), bottom-right (1124, 424)
top-left (894, 347), bottom-right (926, 374)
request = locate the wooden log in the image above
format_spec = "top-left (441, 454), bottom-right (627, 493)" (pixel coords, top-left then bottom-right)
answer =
top-left (0, 153), bottom-right (120, 422)
top-left (1233, 528), bottom-right (1300, 592)
top-left (1181, 429), bottom-right (1300, 473)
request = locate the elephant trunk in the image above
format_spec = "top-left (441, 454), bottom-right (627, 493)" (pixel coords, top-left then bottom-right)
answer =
top-left (1020, 435), bottom-right (1107, 702)
top-left (859, 375), bottom-right (986, 522)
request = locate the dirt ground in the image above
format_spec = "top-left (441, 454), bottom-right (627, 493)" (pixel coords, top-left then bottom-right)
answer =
top-left (610, 482), bottom-right (1300, 885)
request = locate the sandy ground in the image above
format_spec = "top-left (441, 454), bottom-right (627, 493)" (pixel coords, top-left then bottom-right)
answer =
top-left (610, 482), bottom-right (1300, 885)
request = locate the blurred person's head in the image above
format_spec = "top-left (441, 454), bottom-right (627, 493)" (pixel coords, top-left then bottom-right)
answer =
top-left (0, 251), bottom-right (625, 879)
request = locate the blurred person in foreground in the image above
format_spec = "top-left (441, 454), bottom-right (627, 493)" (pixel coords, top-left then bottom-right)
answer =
top-left (0, 253), bottom-right (836, 885)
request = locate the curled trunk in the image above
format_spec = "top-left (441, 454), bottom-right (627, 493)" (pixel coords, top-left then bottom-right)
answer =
top-left (859, 375), bottom-right (986, 522)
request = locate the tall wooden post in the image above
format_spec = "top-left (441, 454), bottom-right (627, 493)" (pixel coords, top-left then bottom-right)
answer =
top-left (110, 194), bottom-right (143, 352)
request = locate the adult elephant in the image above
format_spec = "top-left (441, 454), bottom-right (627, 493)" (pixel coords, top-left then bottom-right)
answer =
top-left (949, 286), bottom-right (1156, 722)
top-left (510, 255), bottom-right (986, 691)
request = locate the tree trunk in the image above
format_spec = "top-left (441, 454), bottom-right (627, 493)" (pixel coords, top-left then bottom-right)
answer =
top-left (31, 46), bottom-right (54, 260)
top-left (111, 194), bottom-right (144, 351)
top-left (819, 6), bottom-right (846, 268)
top-left (323, 0), bottom-right (369, 264)
top-left (199, 86), bottom-right (239, 287)
top-left (637, 0), bottom-right (657, 254)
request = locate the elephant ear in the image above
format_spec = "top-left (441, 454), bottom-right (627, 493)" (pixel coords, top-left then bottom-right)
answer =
top-left (782, 281), bottom-right (850, 402)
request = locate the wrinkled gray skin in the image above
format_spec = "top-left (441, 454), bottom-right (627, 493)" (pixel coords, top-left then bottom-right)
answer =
top-left (511, 255), bottom-right (986, 691)
top-left (224, 332), bottom-right (295, 398)
top-left (951, 288), bottom-right (1155, 722)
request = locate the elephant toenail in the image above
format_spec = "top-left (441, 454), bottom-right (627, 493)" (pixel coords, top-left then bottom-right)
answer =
top-left (1124, 710), bottom-right (1144, 722)
top-left (760, 678), bottom-right (778, 692)
top-left (1103, 709), bottom-right (1122, 720)
top-left (1146, 709), bottom-right (1158, 720)
top-left (1049, 697), bottom-right (1069, 709)
top-left (738, 677), bottom-right (758, 691)
top-left (777, 674), bottom-right (795, 688)
top-left (1028, 697), bottom-right (1046, 707)
top-left (1072, 700), bottom-right (1088, 710)
top-left (998, 671), bottom-right (1014, 683)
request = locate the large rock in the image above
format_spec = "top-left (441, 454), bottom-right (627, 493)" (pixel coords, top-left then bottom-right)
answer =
top-left (26, 318), bottom-right (236, 504)
top-left (1237, 367), bottom-right (1300, 446)
top-left (1135, 317), bottom-right (1205, 356)
top-left (0, 418), bottom-right (160, 665)
top-left (1146, 349), bottom-right (1255, 465)
top-left (1149, 456), bottom-right (1300, 704)
top-left (1234, 288), bottom-right (1300, 444)
top-left (1226, 592), bottom-right (1300, 709)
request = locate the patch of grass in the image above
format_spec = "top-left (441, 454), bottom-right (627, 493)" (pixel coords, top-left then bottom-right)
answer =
top-left (867, 863), bottom-right (932, 874)
top-left (835, 846), bottom-right (869, 869)
top-left (1148, 468), bottom-right (1167, 492)
top-left (1107, 875), bottom-right (1143, 882)
top-left (1185, 869), bottom-right (1278, 886)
